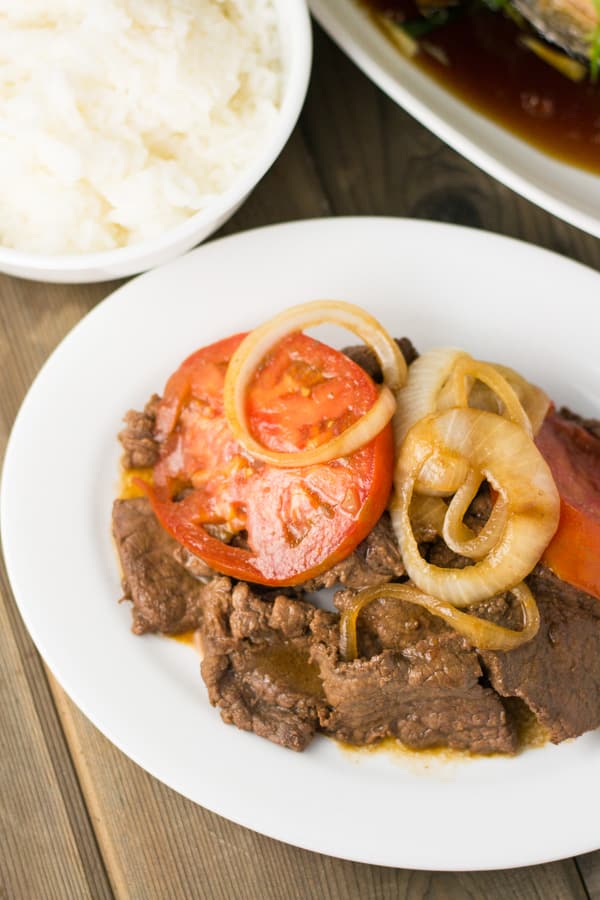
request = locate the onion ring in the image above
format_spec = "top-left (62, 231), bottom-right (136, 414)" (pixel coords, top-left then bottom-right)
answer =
top-left (339, 581), bottom-right (540, 660)
top-left (444, 357), bottom-right (532, 435)
top-left (442, 469), bottom-right (509, 560)
top-left (395, 348), bottom-right (548, 443)
top-left (392, 409), bottom-right (560, 607)
top-left (393, 347), bottom-right (465, 447)
top-left (223, 300), bottom-right (406, 468)
top-left (470, 363), bottom-right (550, 436)
top-left (415, 452), bottom-right (470, 497)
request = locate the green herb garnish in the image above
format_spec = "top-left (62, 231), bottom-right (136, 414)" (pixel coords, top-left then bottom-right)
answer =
top-left (402, 7), bottom-right (462, 38)
top-left (481, 0), bottom-right (507, 12)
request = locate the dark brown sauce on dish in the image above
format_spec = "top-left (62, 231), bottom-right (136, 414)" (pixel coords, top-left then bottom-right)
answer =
top-left (363, 0), bottom-right (600, 173)
top-left (246, 643), bottom-right (326, 697)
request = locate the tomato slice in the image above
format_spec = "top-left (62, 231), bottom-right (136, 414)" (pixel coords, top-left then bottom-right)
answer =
top-left (536, 410), bottom-right (600, 600)
top-left (142, 332), bottom-right (394, 586)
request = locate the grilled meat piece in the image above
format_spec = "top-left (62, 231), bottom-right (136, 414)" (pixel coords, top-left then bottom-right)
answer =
top-left (478, 566), bottom-right (600, 742)
top-left (118, 394), bottom-right (161, 469)
top-left (200, 581), bottom-right (518, 754)
top-left (200, 582), bottom-right (334, 751)
top-left (113, 496), bottom-right (218, 635)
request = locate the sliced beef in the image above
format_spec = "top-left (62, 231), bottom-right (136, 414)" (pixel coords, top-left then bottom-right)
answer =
top-left (118, 394), bottom-right (161, 468)
top-left (477, 566), bottom-right (600, 743)
top-left (342, 337), bottom-right (418, 383)
top-left (200, 582), bottom-right (518, 754)
top-left (315, 591), bottom-right (517, 754)
top-left (200, 583), bottom-right (335, 751)
top-left (301, 512), bottom-right (405, 591)
top-left (113, 496), bottom-right (221, 635)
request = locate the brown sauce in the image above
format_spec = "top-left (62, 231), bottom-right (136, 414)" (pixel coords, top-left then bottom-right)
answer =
top-left (119, 466), bottom-right (153, 499)
top-left (363, 0), bottom-right (600, 173)
top-left (246, 643), bottom-right (325, 697)
top-left (171, 630), bottom-right (200, 648)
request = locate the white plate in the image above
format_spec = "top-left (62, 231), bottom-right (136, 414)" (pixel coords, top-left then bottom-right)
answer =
top-left (310, 0), bottom-right (600, 239)
top-left (2, 218), bottom-right (600, 871)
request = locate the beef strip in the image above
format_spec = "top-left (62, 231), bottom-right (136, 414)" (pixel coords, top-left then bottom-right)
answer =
top-left (118, 394), bottom-right (161, 469)
top-left (113, 496), bottom-right (220, 634)
top-left (200, 582), bottom-right (518, 754)
top-left (200, 582), bottom-right (335, 751)
top-left (315, 590), bottom-right (517, 753)
top-left (476, 566), bottom-right (600, 743)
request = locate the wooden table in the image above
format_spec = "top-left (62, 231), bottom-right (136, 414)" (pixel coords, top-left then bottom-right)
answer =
top-left (2, 25), bottom-right (600, 900)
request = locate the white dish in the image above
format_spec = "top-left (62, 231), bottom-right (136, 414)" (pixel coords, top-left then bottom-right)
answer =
top-left (2, 217), bottom-right (600, 871)
top-left (0, 0), bottom-right (311, 284)
top-left (310, 0), bottom-right (600, 239)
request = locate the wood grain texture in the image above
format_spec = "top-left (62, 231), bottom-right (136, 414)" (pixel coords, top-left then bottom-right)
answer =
top-left (576, 854), bottom-right (600, 899)
top-left (0, 570), bottom-right (112, 900)
top-left (0, 277), bottom-right (116, 900)
top-left (1, 19), bottom-right (599, 900)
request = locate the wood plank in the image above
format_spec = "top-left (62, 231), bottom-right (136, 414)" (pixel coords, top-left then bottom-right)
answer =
top-left (576, 854), bottom-right (600, 898)
top-left (0, 570), bottom-right (113, 900)
top-left (0, 276), bottom-right (117, 900)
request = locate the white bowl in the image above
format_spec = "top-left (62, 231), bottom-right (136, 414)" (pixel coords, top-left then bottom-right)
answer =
top-left (0, 1), bottom-right (312, 284)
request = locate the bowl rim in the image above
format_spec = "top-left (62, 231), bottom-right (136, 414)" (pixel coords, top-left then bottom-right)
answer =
top-left (0, 0), bottom-right (312, 273)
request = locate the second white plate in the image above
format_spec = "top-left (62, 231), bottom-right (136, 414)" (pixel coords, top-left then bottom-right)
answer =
top-left (310, 0), bottom-right (600, 238)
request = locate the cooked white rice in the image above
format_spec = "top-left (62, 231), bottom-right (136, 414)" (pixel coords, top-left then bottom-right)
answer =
top-left (0, 0), bottom-right (281, 254)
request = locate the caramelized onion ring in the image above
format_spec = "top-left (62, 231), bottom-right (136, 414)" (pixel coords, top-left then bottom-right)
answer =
top-left (339, 582), bottom-right (540, 660)
top-left (395, 348), bottom-right (549, 442)
top-left (444, 357), bottom-right (532, 435)
top-left (442, 469), bottom-right (509, 560)
top-left (223, 300), bottom-right (406, 468)
top-left (470, 363), bottom-right (550, 436)
top-left (415, 453), bottom-right (470, 497)
top-left (394, 347), bottom-right (465, 447)
top-left (392, 409), bottom-right (560, 607)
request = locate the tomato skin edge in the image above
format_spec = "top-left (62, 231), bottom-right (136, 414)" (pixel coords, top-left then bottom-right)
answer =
top-left (542, 498), bottom-right (600, 601)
